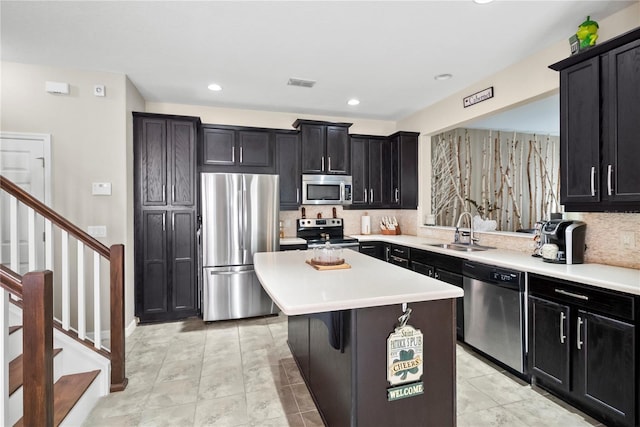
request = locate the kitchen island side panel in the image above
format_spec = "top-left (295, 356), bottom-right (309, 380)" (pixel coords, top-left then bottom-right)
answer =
top-left (354, 299), bottom-right (456, 427)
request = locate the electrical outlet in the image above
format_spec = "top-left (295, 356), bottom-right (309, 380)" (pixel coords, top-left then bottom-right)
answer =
top-left (88, 226), bottom-right (107, 238)
top-left (620, 231), bottom-right (636, 249)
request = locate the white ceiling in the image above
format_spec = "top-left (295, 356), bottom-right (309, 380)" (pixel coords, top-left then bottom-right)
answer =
top-left (1, 1), bottom-right (635, 122)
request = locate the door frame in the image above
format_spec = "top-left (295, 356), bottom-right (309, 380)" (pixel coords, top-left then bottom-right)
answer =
top-left (0, 131), bottom-right (52, 206)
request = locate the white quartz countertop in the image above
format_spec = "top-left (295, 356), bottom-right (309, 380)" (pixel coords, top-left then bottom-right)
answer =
top-left (353, 234), bottom-right (640, 296)
top-left (254, 250), bottom-right (464, 315)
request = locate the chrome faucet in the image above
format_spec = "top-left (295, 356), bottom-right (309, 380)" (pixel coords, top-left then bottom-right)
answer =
top-left (455, 212), bottom-right (477, 245)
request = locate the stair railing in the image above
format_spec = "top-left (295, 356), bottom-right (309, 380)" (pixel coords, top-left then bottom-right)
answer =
top-left (0, 175), bottom-right (127, 393)
top-left (1, 267), bottom-right (54, 426)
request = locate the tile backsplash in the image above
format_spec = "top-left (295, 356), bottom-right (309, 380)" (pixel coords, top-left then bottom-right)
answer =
top-left (281, 208), bottom-right (639, 270)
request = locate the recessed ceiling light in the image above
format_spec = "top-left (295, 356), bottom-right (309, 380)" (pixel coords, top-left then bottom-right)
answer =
top-left (473, 0), bottom-right (494, 4)
top-left (347, 98), bottom-right (360, 106)
top-left (207, 83), bottom-right (222, 91)
top-left (434, 74), bottom-right (453, 81)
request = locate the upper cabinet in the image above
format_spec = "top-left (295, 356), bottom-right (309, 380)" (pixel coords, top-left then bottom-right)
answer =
top-left (136, 114), bottom-right (198, 208)
top-left (201, 124), bottom-right (274, 173)
top-left (389, 132), bottom-right (419, 209)
top-left (348, 131), bottom-right (419, 210)
top-left (294, 119), bottom-right (351, 175)
top-left (550, 27), bottom-right (640, 212)
top-left (350, 136), bottom-right (385, 207)
top-left (275, 131), bottom-right (301, 210)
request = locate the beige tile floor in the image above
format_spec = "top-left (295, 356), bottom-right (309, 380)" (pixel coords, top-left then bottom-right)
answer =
top-left (85, 314), bottom-right (603, 427)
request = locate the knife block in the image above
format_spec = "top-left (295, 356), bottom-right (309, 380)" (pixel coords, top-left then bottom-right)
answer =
top-left (381, 226), bottom-right (401, 235)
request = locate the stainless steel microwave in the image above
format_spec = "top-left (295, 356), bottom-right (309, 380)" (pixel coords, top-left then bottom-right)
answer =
top-left (302, 175), bottom-right (352, 205)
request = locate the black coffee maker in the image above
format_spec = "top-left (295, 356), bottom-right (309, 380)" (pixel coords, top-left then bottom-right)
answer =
top-left (541, 219), bottom-right (587, 264)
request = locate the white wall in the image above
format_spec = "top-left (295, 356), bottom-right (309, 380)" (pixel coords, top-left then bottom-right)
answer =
top-left (146, 102), bottom-right (397, 136)
top-left (0, 62), bottom-right (138, 331)
top-left (397, 3), bottom-right (640, 226)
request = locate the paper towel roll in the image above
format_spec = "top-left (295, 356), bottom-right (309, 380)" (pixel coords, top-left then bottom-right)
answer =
top-left (361, 214), bottom-right (371, 235)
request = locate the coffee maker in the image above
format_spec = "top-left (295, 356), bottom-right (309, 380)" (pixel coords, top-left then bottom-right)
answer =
top-left (541, 219), bottom-right (587, 264)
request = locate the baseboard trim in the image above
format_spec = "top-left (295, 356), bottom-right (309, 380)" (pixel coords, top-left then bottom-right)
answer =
top-left (125, 317), bottom-right (138, 337)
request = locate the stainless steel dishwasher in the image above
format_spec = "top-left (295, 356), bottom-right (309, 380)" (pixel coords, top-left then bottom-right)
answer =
top-left (463, 261), bottom-right (526, 375)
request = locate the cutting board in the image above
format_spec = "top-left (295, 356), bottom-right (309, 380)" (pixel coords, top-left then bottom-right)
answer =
top-left (305, 260), bottom-right (352, 271)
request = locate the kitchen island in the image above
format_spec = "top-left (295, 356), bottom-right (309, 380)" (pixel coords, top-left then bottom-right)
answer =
top-left (254, 250), bottom-right (463, 427)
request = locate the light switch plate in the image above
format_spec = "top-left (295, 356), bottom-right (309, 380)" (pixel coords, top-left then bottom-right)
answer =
top-left (620, 231), bottom-right (636, 249)
top-left (92, 182), bottom-right (111, 195)
top-left (88, 225), bottom-right (107, 238)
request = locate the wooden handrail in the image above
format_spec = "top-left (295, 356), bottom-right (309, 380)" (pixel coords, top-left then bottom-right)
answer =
top-left (0, 176), bottom-right (109, 258)
top-left (1, 174), bottom-right (128, 393)
top-left (0, 264), bottom-right (23, 297)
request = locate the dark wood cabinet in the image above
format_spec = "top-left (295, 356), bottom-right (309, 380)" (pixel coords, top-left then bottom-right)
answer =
top-left (388, 132), bottom-right (419, 209)
top-left (529, 274), bottom-right (638, 427)
top-left (529, 296), bottom-right (571, 391)
top-left (276, 131), bottom-right (301, 210)
top-left (559, 58), bottom-right (601, 205)
top-left (294, 119), bottom-right (351, 175)
top-left (201, 125), bottom-right (274, 173)
top-left (551, 28), bottom-right (640, 211)
top-left (134, 113), bottom-right (200, 323)
top-left (605, 39), bottom-right (640, 204)
top-left (410, 249), bottom-right (464, 340)
top-left (351, 136), bottom-right (385, 207)
top-left (359, 242), bottom-right (384, 260)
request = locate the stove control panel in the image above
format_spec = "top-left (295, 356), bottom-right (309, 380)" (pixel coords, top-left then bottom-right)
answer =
top-left (298, 218), bottom-right (342, 228)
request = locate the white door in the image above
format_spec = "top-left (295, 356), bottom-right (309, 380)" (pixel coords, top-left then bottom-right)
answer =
top-left (0, 133), bottom-right (50, 274)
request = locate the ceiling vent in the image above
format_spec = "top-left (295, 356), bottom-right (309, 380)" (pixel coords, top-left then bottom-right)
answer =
top-left (287, 78), bottom-right (316, 88)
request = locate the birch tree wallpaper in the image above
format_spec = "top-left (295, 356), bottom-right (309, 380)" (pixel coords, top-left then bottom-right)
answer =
top-left (431, 128), bottom-right (560, 232)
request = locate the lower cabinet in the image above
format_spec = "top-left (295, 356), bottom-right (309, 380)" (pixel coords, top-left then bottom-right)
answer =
top-left (136, 209), bottom-right (198, 322)
top-left (529, 274), bottom-right (637, 427)
top-left (359, 242), bottom-right (384, 260)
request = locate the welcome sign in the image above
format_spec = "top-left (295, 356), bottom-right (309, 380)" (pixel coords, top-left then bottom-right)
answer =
top-left (387, 324), bottom-right (424, 401)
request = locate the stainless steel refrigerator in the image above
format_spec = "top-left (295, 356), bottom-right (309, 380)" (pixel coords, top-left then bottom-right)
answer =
top-left (200, 173), bottom-right (279, 321)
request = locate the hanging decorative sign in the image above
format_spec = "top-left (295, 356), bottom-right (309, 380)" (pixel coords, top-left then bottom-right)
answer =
top-left (386, 306), bottom-right (424, 401)
top-left (463, 86), bottom-right (494, 108)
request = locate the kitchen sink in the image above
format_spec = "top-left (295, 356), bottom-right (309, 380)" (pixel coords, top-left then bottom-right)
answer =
top-left (425, 243), bottom-right (495, 252)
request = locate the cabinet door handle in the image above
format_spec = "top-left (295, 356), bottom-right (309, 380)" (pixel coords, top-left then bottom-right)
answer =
top-left (296, 188), bottom-right (300, 204)
top-left (607, 164), bottom-right (613, 196)
top-left (361, 245), bottom-right (375, 249)
top-left (555, 288), bottom-right (589, 301)
top-left (395, 188), bottom-right (399, 203)
top-left (364, 189), bottom-right (368, 203)
top-left (172, 213), bottom-right (175, 231)
top-left (240, 147), bottom-right (243, 163)
top-left (172, 185), bottom-right (175, 203)
top-left (162, 214), bottom-right (166, 232)
top-left (559, 312), bottom-right (566, 344)
top-left (434, 272), bottom-right (440, 279)
top-left (162, 185), bottom-right (166, 202)
top-left (577, 316), bottom-right (584, 350)
top-left (590, 166), bottom-right (596, 196)
top-left (321, 156), bottom-right (325, 171)
top-left (328, 157), bottom-right (332, 171)
top-left (370, 189), bottom-right (374, 203)
top-left (231, 149), bottom-right (235, 163)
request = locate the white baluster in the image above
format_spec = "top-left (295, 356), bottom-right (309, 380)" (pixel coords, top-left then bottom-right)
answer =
top-left (93, 252), bottom-right (101, 349)
top-left (0, 290), bottom-right (9, 427)
top-left (9, 196), bottom-right (18, 272)
top-left (77, 241), bottom-right (85, 340)
top-left (28, 207), bottom-right (36, 271)
top-left (61, 230), bottom-right (70, 330)
top-left (45, 219), bottom-right (53, 270)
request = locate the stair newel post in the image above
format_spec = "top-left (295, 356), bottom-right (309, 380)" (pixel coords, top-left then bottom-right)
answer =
top-left (22, 270), bottom-right (54, 427)
top-left (109, 244), bottom-right (127, 392)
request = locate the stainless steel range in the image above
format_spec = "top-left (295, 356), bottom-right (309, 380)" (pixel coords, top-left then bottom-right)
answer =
top-left (296, 218), bottom-right (360, 251)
